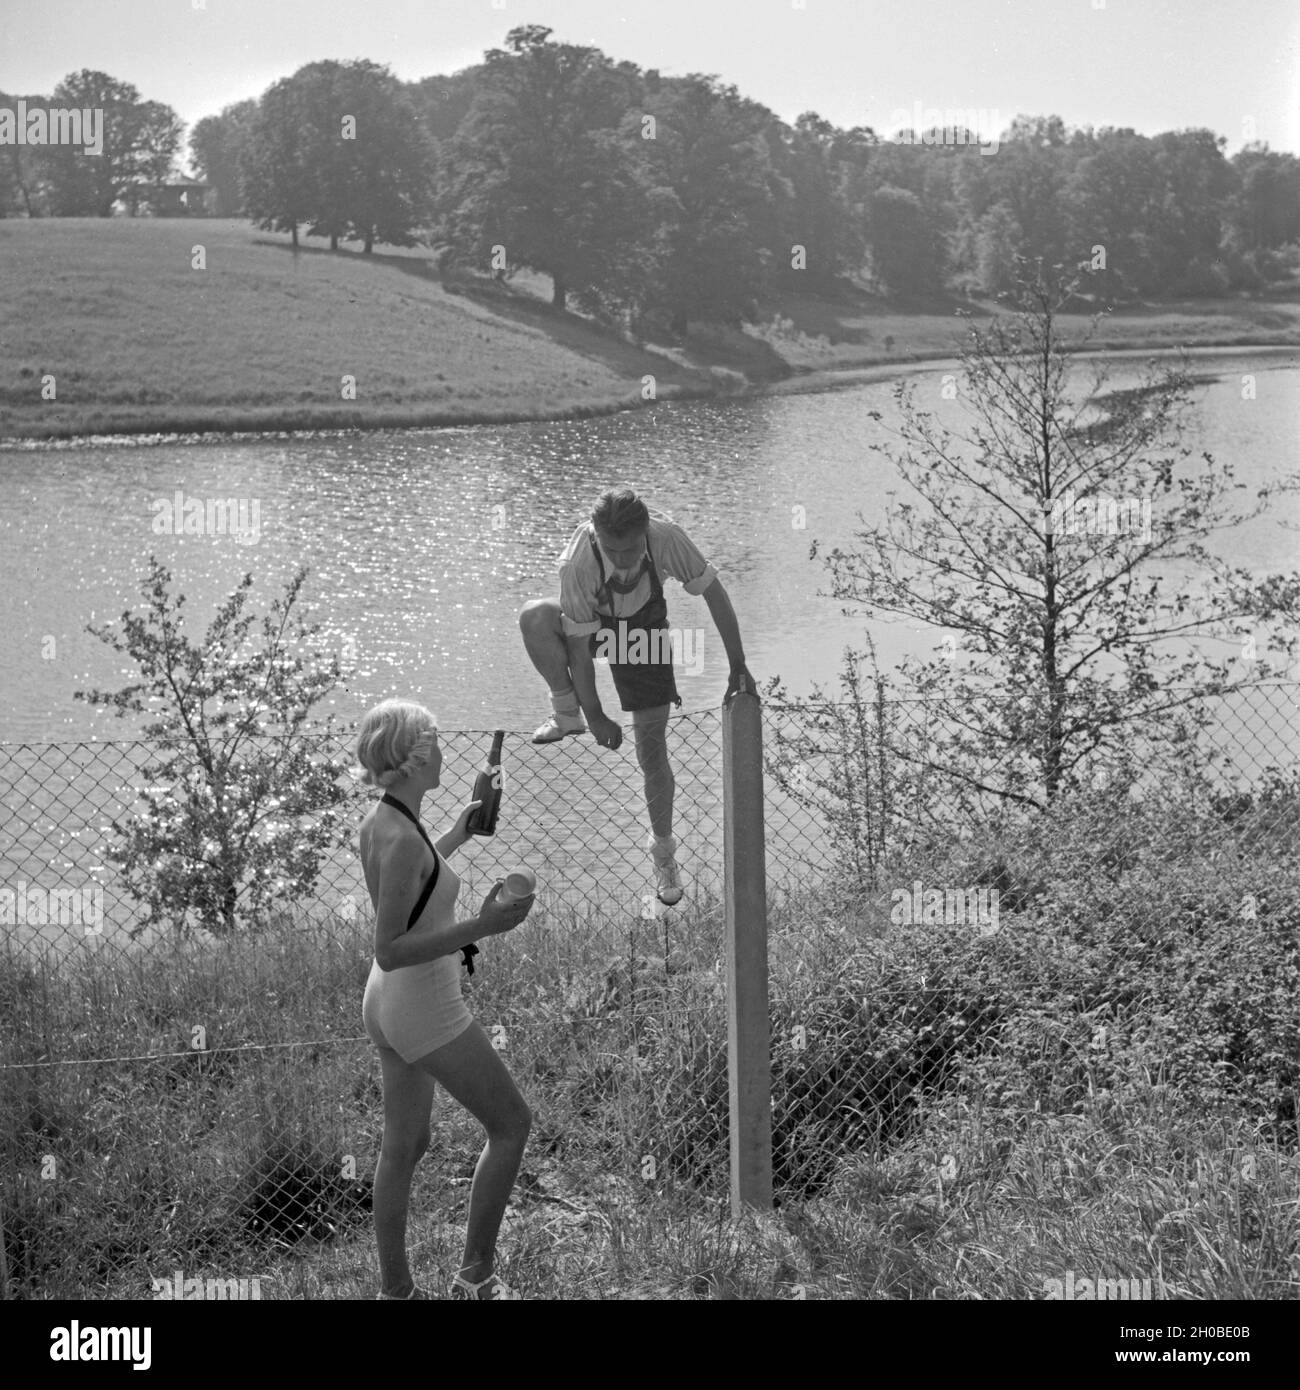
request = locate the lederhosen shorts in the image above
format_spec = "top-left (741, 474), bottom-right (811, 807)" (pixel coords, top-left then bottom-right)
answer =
top-left (586, 529), bottom-right (683, 714)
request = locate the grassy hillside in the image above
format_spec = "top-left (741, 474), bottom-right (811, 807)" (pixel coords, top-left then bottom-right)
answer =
top-left (2, 217), bottom-right (1298, 442)
top-left (0, 219), bottom-right (714, 441)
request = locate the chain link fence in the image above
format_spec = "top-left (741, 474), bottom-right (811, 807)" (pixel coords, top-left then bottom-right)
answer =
top-left (2, 687), bottom-right (1298, 1296)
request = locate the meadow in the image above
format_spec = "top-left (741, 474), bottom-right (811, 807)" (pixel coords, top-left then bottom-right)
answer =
top-left (3, 217), bottom-right (1297, 442)
top-left (0, 219), bottom-right (709, 442)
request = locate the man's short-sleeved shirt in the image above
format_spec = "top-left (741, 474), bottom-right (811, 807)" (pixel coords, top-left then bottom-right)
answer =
top-left (557, 510), bottom-right (718, 638)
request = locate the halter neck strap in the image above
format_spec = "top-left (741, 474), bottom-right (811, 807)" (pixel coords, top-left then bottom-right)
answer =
top-left (379, 794), bottom-right (478, 975)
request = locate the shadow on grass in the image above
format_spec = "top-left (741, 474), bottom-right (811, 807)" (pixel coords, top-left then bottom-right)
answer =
top-left (253, 237), bottom-right (726, 392)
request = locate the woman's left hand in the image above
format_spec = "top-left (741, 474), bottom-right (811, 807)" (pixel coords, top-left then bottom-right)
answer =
top-left (451, 800), bottom-right (483, 843)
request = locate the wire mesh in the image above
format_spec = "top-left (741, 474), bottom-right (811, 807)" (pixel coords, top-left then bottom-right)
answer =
top-left (1, 686), bottom-right (1297, 1296)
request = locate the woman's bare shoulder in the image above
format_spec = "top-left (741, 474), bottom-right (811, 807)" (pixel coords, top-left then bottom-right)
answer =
top-left (361, 806), bottom-right (421, 864)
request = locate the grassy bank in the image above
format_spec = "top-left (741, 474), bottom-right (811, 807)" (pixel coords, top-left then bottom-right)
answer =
top-left (2, 218), bottom-right (1298, 443)
top-left (744, 285), bottom-right (1300, 375)
top-left (4, 775), bottom-right (1297, 1300)
top-left (0, 219), bottom-right (715, 443)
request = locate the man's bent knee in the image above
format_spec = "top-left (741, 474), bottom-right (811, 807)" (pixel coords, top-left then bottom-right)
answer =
top-left (519, 598), bottom-right (561, 632)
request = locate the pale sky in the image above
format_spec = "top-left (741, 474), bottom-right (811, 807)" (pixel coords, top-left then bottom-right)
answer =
top-left (2, 0), bottom-right (1296, 154)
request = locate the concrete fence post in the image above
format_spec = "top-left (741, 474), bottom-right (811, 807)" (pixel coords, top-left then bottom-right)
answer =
top-left (722, 684), bottom-right (773, 1213)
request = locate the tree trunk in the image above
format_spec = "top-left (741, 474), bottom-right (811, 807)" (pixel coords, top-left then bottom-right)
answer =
top-left (222, 877), bottom-right (238, 936)
top-left (364, 229), bottom-right (373, 254)
top-left (670, 309), bottom-right (688, 338)
top-left (551, 274), bottom-right (566, 310)
top-left (330, 232), bottom-right (338, 251)
top-left (291, 223), bottom-right (299, 248)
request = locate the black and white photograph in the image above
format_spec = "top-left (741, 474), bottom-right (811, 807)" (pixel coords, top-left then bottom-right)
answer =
top-left (1, 0), bottom-right (1297, 1342)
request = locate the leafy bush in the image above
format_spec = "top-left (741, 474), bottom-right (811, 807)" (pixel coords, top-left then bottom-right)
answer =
top-left (617, 778), bottom-right (1299, 1199)
top-left (76, 561), bottom-right (353, 936)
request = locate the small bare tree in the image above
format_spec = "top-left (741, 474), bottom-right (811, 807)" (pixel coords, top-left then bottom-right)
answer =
top-left (813, 264), bottom-right (1298, 818)
top-left (767, 264), bottom-right (1298, 877)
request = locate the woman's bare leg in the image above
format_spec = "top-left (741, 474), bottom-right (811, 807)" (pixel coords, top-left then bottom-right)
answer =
top-left (414, 1020), bottom-right (532, 1285)
top-left (374, 1044), bottom-right (436, 1297)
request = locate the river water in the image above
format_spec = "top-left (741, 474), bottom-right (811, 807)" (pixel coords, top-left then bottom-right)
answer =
top-left (1, 348), bottom-right (1296, 746)
top-left (1, 348), bottom-right (1296, 943)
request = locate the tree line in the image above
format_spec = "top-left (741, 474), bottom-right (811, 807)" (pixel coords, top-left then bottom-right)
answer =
top-left (5, 26), bottom-right (1299, 330)
top-left (0, 70), bottom-right (183, 218)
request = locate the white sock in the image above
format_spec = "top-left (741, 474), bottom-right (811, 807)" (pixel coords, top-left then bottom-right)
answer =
top-left (550, 686), bottom-right (580, 717)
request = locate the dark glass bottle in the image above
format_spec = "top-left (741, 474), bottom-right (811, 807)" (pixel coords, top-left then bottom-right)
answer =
top-left (465, 730), bottom-right (505, 836)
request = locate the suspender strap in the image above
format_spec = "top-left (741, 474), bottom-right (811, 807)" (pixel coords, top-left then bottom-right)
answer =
top-left (588, 526), bottom-right (656, 611)
top-left (380, 794), bottom-right (478, 975)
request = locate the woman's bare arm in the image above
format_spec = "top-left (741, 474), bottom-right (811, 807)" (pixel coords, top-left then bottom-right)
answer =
top-left (433, 825), bottom-right (468, 860)
top-left (434, 800), bottom-right (480, 860)
top-left (371, 831), bottom-right (530, 972)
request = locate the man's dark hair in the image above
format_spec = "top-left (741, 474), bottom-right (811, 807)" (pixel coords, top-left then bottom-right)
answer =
top-left (592, 487), bottom-right (650, 540)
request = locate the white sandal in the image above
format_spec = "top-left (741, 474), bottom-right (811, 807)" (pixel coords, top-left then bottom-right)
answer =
top-left (449, 1272), bottom-right (521, 1300)
top-left (648, 832), bottom-right (685, 905)
top-left (531, 712), bottom-right (587, 743)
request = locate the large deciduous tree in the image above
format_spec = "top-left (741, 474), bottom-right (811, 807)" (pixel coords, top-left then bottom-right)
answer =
top-left (243, 59), bottom-right (443, 252)
top-left (189, 99), bottom-right (258, 215)
top-left (769, 112), bottom-right (871, 295)
top-left (1227, 145), bottom-right (1300, 252)
top-left (436, 25), bottom-right (654, 313)
top-left (242, 75), bottom-right (315, 246)
top-left (39, 71), bottom-right (183, 216)
top-left (327, 61), bottom-right (434, 252)
top-left (636, 74), bottom-right (781, 332)
top-left (867, 185), bottom-right (943, 297)
top-left (0, 90), bottom-right (48, 216)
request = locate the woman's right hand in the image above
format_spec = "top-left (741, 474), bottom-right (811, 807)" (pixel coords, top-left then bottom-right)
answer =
top-left (477, 881), bottom-right (534, 936)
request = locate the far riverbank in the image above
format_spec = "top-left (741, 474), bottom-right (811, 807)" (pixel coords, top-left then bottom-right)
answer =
top-left (3, 218), bottom-right (1297, 446)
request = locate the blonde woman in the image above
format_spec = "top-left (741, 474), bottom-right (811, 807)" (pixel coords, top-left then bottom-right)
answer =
top-left (356, 699), bottom-right (534, 1301)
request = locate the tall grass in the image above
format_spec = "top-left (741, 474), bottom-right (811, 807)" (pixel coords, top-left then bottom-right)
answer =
top-left (4, 776), bottom-right (1298, 1300)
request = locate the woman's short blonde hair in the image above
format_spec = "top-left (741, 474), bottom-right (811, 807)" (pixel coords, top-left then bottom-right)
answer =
top-left (356, 699), bottom-right (438, 788)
